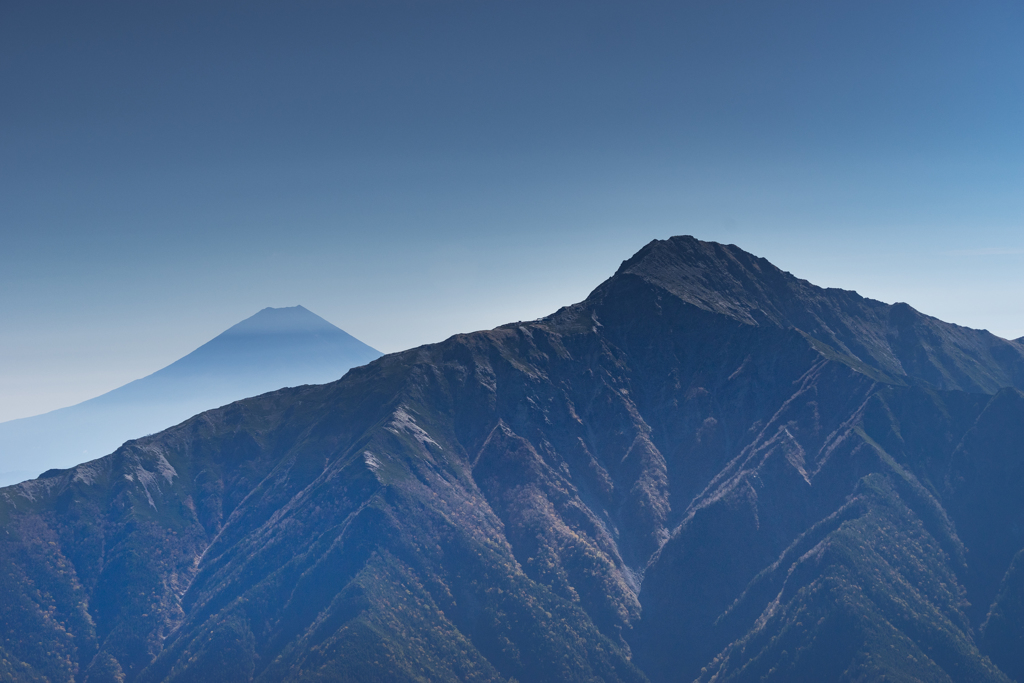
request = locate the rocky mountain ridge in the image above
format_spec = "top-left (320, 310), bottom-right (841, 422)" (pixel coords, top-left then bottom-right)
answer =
top-left (3, 236), bottom-right (1024, 682)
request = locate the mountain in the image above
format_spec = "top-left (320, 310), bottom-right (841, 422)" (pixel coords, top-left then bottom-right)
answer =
top-left (4, 236), bottom-right (1024, 682)
top-left (0, 306), bottom-right (381, 486)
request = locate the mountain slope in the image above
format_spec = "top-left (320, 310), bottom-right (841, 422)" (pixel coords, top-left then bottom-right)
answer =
top-left (614, 237), bottom-right (1024, 392)
top-left (0, 306), bottom-right (381, 486)
top-left (3, 236), bottom-right (1024, 682)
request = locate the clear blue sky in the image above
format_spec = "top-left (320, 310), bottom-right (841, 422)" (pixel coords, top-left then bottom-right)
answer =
top-left (2, 0), bottom-right (1022, 422)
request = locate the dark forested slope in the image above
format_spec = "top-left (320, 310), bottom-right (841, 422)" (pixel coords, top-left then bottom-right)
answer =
top-left (3, 236), bottom-right (1024, 682)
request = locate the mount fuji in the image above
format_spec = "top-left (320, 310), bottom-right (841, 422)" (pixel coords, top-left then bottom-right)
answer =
top-left (0, 306), bottom-right (380, 485)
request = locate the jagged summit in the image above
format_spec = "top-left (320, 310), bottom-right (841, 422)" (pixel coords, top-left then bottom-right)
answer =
top-left (585, 236), bottom-right (1024, 393)
top-left (611, 235), bottom-right (876, 326)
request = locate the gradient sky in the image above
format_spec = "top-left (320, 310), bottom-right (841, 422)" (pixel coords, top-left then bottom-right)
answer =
top-left (1, 0), bottom-right (1022, 423)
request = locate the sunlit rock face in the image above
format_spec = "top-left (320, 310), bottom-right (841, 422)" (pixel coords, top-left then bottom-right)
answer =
top-left (0, 305), bottom-right (381, 485)
top-left (3, 236), bottom-right (1024, 683)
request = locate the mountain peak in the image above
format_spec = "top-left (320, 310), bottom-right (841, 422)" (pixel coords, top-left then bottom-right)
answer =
top-left (150, 304), bottom-right (380, 382)
top-left (0, 305), bottom-right (382, 483)
top-left (6, 237), bottom-right (1024, 683)
top-left (222, 305), bottom-right (340, 336)
top-left (591, 235), bottom-right (1024, 395)
top-left (607, 235), bottom-right (833, 329)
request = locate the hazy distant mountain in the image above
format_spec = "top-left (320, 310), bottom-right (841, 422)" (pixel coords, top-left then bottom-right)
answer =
top-left (4, 238), bottom-right (1024, 682)
top-left (0, 306), bottom-right (380, 485)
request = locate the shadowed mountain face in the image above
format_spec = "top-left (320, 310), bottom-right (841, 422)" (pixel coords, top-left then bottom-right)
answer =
top-left (0, 306), bottom-right (381, 485)
top-left (3, 237), bottom-right (1024, 683)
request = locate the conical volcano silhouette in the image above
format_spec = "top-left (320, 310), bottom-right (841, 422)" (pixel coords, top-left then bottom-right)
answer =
top-left (0, 306), bottom-right (381, 484)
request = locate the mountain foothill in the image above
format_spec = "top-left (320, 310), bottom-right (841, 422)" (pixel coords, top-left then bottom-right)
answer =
top-left (3, 236), bottom-right (1024, 682)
